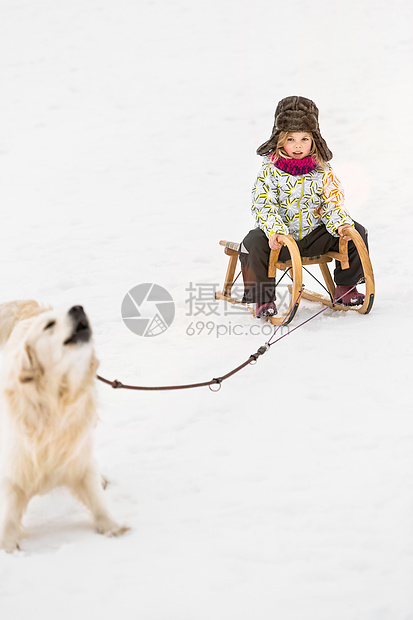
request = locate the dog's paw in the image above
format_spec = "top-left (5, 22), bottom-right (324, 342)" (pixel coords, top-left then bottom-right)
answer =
top-left (0, 537), bottom-right (21, 554)
top-left (105, 524), bottom-right (130, 538)
top-left (95, 517), bottom-right (130, 538)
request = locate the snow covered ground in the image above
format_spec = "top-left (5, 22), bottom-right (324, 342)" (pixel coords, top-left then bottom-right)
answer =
top-left (1, 0), bottom-right (413, 618)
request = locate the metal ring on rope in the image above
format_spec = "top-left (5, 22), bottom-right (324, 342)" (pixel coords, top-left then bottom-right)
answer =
top-left (208, 379), bottom-right (222, 392)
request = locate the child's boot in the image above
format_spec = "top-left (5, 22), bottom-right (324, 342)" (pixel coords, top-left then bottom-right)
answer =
top-left (256, 301), bottom-right (277, 318)
top-left (334, 284), bottom-right (365, 306)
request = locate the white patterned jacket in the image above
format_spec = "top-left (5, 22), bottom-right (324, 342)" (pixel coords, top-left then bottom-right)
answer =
top-left (251, 157), bottom-right (354, 241)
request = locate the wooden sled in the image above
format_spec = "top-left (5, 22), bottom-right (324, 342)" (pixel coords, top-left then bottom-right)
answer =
top-left (215, 227), bottom-right (375, 325)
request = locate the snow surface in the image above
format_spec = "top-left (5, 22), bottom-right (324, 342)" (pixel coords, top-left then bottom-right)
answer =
top-left (1, 0), bottom-right (413, 618)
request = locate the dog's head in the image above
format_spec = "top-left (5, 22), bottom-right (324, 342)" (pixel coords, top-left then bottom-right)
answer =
top-left (16, 305), bottom-right (98, 390)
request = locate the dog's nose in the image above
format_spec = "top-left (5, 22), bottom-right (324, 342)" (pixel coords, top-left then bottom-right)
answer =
top-left (69, 305), bottom-right (85, 317)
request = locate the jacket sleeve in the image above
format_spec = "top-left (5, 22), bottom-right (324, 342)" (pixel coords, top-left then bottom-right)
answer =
top-left (251, 163), bottom-right (289, 238)
top-left (319, 165), bottom-right (354, 236)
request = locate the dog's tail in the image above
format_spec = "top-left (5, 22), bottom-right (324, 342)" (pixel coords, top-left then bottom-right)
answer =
top-left (0, 300), bottom-right (44, 347)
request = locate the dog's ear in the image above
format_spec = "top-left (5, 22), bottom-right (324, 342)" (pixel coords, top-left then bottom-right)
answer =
top-left (19, 344), bottom-right (44, 384)
top-left (0, 300), bottom-right (44, 347)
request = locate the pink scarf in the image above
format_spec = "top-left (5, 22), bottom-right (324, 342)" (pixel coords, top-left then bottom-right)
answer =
top-left (270, 154), bottom-right (319, 176)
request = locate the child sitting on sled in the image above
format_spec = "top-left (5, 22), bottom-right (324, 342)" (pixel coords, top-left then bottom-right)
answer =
top-left (240, 95), bottom-right (369, 318)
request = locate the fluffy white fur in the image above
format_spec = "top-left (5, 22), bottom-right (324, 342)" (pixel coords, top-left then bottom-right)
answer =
top-left (0, 300), bottom-right (128, 553)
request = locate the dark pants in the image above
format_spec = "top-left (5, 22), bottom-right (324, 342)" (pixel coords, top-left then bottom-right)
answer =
top-left (239, 222), bottom-right (368, 304)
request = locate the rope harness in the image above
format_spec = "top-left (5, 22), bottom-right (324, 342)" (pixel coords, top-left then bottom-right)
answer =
top-left (96, 286), bottom-right (356, 393)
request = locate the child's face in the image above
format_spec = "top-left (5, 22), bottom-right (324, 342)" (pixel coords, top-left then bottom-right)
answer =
top-left (283, 132), bottom-right (312, 159)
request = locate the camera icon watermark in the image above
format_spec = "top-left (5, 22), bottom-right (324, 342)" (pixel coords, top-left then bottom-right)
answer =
top-left (121, 283), bottom-right (175, 337)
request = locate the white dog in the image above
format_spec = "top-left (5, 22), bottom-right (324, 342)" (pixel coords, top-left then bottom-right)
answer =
top-left (0, 300), bottom-right (128, 552)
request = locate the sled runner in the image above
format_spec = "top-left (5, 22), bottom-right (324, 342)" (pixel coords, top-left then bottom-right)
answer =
top-left (215, 227), bottom-right (375, 325)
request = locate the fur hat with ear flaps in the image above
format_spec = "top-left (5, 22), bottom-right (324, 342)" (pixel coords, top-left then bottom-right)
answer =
top-left (256, 95), bottom-right (333, 161)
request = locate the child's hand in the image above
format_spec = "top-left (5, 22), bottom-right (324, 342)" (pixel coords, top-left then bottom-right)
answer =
top-left (338, 225), bottom-right (352, 241)
top-left (269, 235), bottom-right (282, 250)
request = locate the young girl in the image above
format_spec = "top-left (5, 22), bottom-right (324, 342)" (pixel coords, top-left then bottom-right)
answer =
top-left (240, 95), bottom-right (369, 318)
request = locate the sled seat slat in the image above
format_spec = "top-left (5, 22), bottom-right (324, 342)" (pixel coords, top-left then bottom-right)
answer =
top-left (219, 240), bottom-right (240, 256)
top-left (274, 255), bottom-right (332, 271)
top-left (219, 238), bottom-right (349, 268)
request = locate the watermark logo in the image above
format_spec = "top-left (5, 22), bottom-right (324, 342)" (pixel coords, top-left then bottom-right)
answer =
top-left (184, 282), bottom-right (290, 338)
top-left (121, 283), bottom-right (175, 337)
